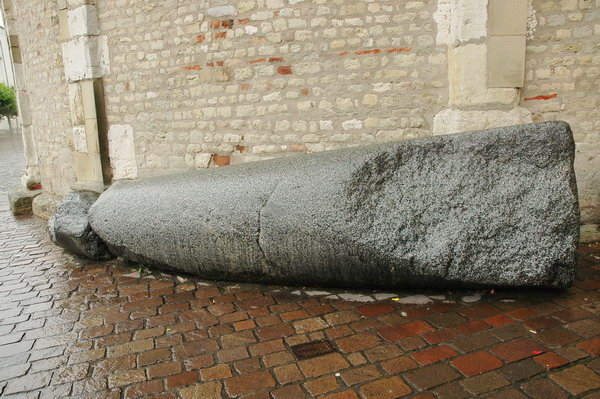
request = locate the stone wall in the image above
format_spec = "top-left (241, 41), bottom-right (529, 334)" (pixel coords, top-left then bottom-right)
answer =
top-left (96, 0), bottom-right (447, 178)
top-left (4, 0), bottom-right (76, 196)
top-left (3, 0), bottom-right (600, 233)
top-left (520, 0), bottom-right (600, 226)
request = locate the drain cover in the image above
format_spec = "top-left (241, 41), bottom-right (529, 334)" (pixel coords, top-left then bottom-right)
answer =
top-left (291, 340), bottom-right (336, 359)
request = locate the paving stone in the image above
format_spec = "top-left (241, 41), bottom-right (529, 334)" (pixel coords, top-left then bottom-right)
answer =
top-left (433, 382), bottom-right (471, 399)
top-left (535, 328), bottom-right (579, 347)
top-left (485, 388), bottom-right (528, 399)
top-left (340, 365), bottom-right (381, 386)
top-left (0, 364), bottom-right (30, 382)
top-left (320, 390), bottom-right (360, 399)
top-left (4, 372), bottom-right (52, 395)
top-left (565, 319), bottom-right (600, 338)
top-left (405, 364), bottom-right (460, 390)
top-left (577, 336), bottom-right (600, 355)
top-left (123, 380), bottom-right (163, 398)
top-left (359, 376), bottom-right (412, 399)
top-left (453, 332), bottom-right (499, 352)
top-left (533, 352), bottom-right (569, 370)
top-left (298, 353), bottom-right (350, 378)
top-left (336, 333), bottom-right (381, 353)
top-left (521, 378), bottom-right (570, 399)
top-left (549, 364), bottom-right (600, 395)
top-left (412, 345), bottom-right (457, 365)
top-left (499, 358), bottom-right (545, 382)
top-left (460, 371), bottom-right (510, 395)
top-left (303, 375), bottom-right (339, 396)
top-left (178, 382), bottom-right (222, 399)
top-left (108, 369), bottom-right (146, 388)
top-left (378, 320), bottom-right (435, 341)
top-left (491, 338), bottom-right (547, 362)
top-left (357, 303), bottom-right (395, 318)
top-left (271, 384), bottom-right (309, 399)
top-left (451, 351), bottom-right (504, 376)
top-left (273, 364), bottom-right (303, 384)
top-left (224, 370), bottom-right (276, 396)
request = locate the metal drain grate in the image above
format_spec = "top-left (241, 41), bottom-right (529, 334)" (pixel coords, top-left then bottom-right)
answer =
top-left (290, 340), bottom-right (336, 360)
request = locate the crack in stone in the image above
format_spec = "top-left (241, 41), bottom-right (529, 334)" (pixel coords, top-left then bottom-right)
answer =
top-left (257, 182), bottom-right (279, 272)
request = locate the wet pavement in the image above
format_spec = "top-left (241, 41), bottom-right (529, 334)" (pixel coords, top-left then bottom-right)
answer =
top-left (0, 128), bottom-right (25, 196)
top-left (0, 133), bottom-right (599, 398)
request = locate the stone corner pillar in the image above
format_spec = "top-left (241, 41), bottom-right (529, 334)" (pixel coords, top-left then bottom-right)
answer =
top-left (58, 0), bottom-right (112, 194)
top-left (432, 0), bottom-right (531, 136)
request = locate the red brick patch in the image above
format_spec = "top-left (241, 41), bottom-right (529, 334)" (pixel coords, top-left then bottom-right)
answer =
top-left (277, 66), bottom-right (293, 75)
top-left (212, 155), bottom-right (230, 167)
top-left (524, 93), bottom-right (558, 101)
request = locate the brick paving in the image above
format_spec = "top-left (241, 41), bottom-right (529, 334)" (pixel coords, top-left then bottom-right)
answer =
top-left (1, 193), bottom-right (599, 397)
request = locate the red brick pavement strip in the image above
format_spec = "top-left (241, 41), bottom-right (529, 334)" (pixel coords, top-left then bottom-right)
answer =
top-left (0, 203), bottom-right (599, 398)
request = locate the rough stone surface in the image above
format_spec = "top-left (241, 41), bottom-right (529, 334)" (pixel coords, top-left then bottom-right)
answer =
top-left (7, 188), bottom-right (42, 216)
top-left (89, 122), bottom-right (579, 288)
top-left (49, 191), bottom-right (113, 260)
top-left (32, 192), bottom-right (60, 221)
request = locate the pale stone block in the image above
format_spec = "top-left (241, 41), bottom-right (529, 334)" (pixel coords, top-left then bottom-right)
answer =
top-left (342, 119), bottom-right (363, 130)
top-left (108, 125), bottom-right (138, 180)
top-left (433, 0), bottom-right (488, 46)
top-left (62, 36), bottom-right (110, 82)
top-left (574, 143), bottom-right (600, 224)
top-left (195, 153), bottom-right (212, 169)
top-left (207, 5), bottom-right (236, 17)
top-left (245, 25), bottom-right (258, 35)
top-left (432, 107), bottom-right (532, 135)
top-left (68, 83), bottom-right (85, 126)
top-left (80, 80), bottom-right (97, 121)
top-left (363, 94), bottom-right (378, 107)
top-left (319, 120), bottom-right (333, 130)
top-left (58, 10), bottom-right (70, 42)
top-left (67, 0), bottom-right (96, 7)
top-left (488, 36), bottom-right (526, 88)
top-left (73, 126), bottom-right (88, 153)
top-left (448, 44), bottom-right (518, 106)
top-left (198, 68), bottom-right (231, 83)
top-left (266, 0), bottom-right (284, 8)
top-left (84, 118), bottom-right (100, 153)
top-left (68, 5), bottom-right (99, 37)
top-left (488, 0), bottom-right (527, 36)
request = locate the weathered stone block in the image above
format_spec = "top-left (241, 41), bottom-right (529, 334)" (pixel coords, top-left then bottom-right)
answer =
top-left (49, 191), bottom-right (113, 260)
top-left (89, 122), bottom-right (579, 288)
top-left (8, 188), bottom-right (42, 216)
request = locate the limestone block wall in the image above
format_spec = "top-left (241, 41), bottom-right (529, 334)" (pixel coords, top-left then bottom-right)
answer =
top-left (96, 0), bottom-right (448, 177)
top-left (4, 1), bottom-right (76, 196)
top-left (520, 0), bottom-right (600, 226)
top-left (3, 0), bottom-right (600, 232)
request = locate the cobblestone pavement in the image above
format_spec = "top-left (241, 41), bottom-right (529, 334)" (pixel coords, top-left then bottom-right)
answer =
top-left (0, 129), bottom-right (25, 197)
top-left (0, 161), bottom-right (599, 398)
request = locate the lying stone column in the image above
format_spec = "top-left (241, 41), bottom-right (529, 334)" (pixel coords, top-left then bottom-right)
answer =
top-left (89, 122), bottom-right (579, 288)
